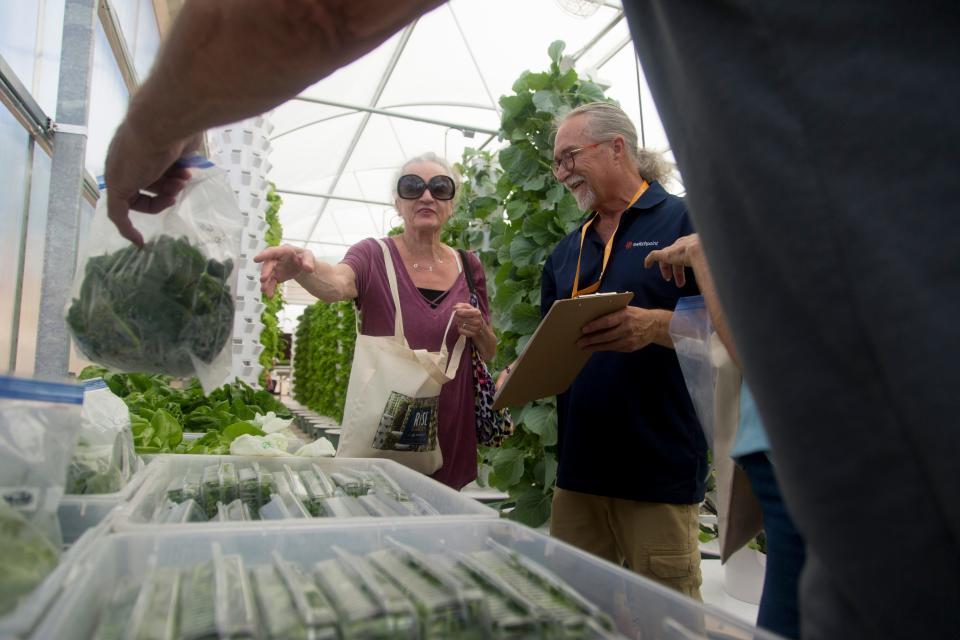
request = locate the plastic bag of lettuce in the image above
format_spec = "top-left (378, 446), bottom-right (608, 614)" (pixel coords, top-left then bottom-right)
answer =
top-left (0, 375), bottom-right (83, 616)
top-left (66, 158), bottom-right (243, 393)
top-left (66, 378), bottom-right (140, 495)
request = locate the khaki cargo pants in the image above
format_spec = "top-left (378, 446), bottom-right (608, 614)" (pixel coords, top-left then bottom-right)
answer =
top-left (550, 487), bottom-right (703, 601)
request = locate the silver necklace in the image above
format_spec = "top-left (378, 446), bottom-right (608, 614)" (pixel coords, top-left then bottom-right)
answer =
top-left (411, 256), bottom-right (444, 272)
top-left (401, 238), bottom-right (445, 272)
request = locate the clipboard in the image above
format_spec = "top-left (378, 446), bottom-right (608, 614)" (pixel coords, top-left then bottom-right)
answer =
top-left (492, 291), bottom-right (634, 409)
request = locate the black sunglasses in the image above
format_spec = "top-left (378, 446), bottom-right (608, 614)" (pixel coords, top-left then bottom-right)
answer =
top-left (397, 174), bottom-right (456, 201)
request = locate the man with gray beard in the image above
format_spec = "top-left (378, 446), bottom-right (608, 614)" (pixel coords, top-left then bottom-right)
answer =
top-left (540, 102), bottom-right (706, 598)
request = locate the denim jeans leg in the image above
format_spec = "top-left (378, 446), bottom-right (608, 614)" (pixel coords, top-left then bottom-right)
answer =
top-left (739, 451), bottom-right (807, 640)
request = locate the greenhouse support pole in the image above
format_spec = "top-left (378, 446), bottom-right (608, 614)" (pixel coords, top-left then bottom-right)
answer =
top-left (34, 0), bottom-right (97, 378)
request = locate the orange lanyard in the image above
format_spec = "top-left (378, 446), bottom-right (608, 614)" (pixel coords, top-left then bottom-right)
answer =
top-left (571, 182), bottom-right (648, 298)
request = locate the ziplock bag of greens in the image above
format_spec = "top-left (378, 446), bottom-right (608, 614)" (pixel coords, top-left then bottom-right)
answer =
top-left (66, 377), bottom-right (140, 495)
top-left (66, 157), bottom-right (243, 392)
top-left (0, 375), bottom-right (83, 615)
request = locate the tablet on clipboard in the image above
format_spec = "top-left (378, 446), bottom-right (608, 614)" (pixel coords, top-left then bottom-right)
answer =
top-left (492, 291), bottom-right (634, 409)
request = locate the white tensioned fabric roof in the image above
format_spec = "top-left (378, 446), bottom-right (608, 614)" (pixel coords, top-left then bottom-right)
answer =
top-left (267, 0), bottom-right (677, 270)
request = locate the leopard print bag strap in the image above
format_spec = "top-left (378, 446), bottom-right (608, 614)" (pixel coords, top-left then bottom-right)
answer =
top-left (459, 250), bottom-right (513, 447)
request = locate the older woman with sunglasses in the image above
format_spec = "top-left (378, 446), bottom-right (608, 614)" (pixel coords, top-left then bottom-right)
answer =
top-left (255, 152), bottom-right (495, 489)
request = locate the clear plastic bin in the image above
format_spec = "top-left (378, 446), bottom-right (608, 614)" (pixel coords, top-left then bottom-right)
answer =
top-left (57, 459), bottom-right (151, 545)
top-left (114, 455), bottom-right (496, 530)
top-left (31, 519), bottom-right (775, 640)
top-left (0, 510), bottom-right (114, 638)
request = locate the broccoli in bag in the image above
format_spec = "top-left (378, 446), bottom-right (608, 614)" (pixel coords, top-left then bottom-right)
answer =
top-left (66, 158), bottom-right (243, 392)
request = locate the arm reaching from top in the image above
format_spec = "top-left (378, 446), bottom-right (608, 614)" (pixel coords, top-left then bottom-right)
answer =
top-left (105, 0), bottom-right (446, 244)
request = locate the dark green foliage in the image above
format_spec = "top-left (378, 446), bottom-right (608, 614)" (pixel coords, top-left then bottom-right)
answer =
top-left (67, 235), bottom-right (234, 376)
top-left (292, 301), bottom-right (356, 423)
top-left (441, 42), bottom-right (614, 527)
top-left (259, 185), bottom-right (288, 385)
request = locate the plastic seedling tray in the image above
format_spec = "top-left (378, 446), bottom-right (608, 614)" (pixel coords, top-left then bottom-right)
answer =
top-left (114, 455), bottom-right (496, 531)
top-left (33, 519), bottom-right (777, 640)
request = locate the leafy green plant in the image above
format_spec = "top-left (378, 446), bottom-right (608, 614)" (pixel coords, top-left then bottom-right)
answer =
top-left (67, 236), bottom-right (234, 376)
top-left (292, 301), bottom-right (356, 422)
top-left (443, 41), bottom-right (613, 526)
top-left (259, 184), bottom-right (287, 386)
top-left (78, 366), bottom-right (285, 454)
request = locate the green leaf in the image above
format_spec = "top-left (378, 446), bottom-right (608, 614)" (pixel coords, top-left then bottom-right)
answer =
top-left (556, 68), bottom-right (578, 91)
top-left (532, 90), bottom-right (563, 116)
top-left (130, 415), bottom-right (149, 435)
top-left (471, 196), bottom-right (499, 217)
top-left (548, 40), bottom-right (566, 65)
top-left (494, 261), bottom-right (513, 286)
top-left (544, 181), bottom-right (567, 208)
top-left (522, 174), bottom-right (547, 192)
top-left (522, 404), bottom-right (557, 446)
top-left (521, 210), bottom-right (557, 246)
top-left (505, 199), bottom-right (528, 221)
top-left (511, 71), bottom-right (531, 94)
top-left (78, 365), bottom-right (108, 380)
top-left (499, 94), bottom-right (530, 125)
top-left (222, 422), bottom-right (265, 441)
top-left (515, 333), bottom-right (533, 355)
top-left (493, 448), bottom-right (526, 487)
top-left (493, 280), bottom-right (526, 313)
top-left (509, 236), bottom-right (539, 267)
top-left (525, 72), bottom-right (552, 91)
top-left (508, 127), bottom-right (529, 142)
top-left (516, 264), bottom-right (543, 279)
top-left (543, 451), bottom-right (558, 492)
top-left (558, 196), bottom-right (585, 225)
top-left (498, 145), bottom-right (540, 183)
top-left (150, 408), bottom-right (182, 447)
top-left (509, 486), bottom-right (552, 527)
top-left (509, 303), bottom-right (541, 335)
top-left (526, 288), bottom-right (541, 307)
top-left (578, 81), bottom-right (606, 102)
top-left (135, 426), bottom-right (155, 448)
top-left (548, 216), bottom-right (568, 238)
top-left (193, 431), bottom-right (222, 447)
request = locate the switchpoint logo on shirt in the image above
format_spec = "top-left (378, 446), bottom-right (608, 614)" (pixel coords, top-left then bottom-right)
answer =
top-left (624, 240), bottom-right (660, 249)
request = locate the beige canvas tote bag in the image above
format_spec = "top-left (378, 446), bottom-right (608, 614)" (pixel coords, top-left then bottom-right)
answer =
top-left (336, 239), bottom-right (466, 474)
top-left (709, 333), bottom-right (763, 561)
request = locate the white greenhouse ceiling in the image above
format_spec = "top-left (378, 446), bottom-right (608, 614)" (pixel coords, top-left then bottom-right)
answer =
top-left (260, 0), bottom-right (674, 264)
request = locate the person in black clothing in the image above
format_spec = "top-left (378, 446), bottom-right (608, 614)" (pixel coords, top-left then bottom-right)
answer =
top-left (622, 3), bottom-right (960, 638)
top-left (542, 102), bottom-right (706, 599)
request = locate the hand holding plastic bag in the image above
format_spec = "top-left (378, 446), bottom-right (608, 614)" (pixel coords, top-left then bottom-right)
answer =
top-left (66, 158), bottom-right (243, 392)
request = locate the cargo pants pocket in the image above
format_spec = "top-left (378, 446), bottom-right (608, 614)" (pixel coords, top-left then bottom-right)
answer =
top-left (649, 551), bottom-right (702, 600)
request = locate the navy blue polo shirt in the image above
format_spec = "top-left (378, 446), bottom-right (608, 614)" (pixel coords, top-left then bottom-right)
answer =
top-left (541, 181), bottom-right (707, 504)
